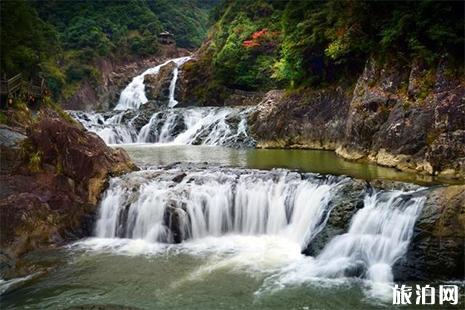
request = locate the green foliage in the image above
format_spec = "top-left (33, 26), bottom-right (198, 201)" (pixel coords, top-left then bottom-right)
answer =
top-left (201, 0), bottom-right (464, 90)
top-left (28, 151), bottom-right (43, 173)
top-left (0, 0), bottom-right (60, 79)
top-left (19, 138), bottom-right (42, 173)
top-left (1, 0), bottom-right (217, 101)
top-left (0, 112), bottom-right (7, 124)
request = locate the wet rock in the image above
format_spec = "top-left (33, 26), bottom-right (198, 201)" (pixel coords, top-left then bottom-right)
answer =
top-left (144, 61), bottom-right (176, 107)
top-left (163, 201), bottom-right (188, 243)
top-left (172, 173), bottom-right (186, 183)
top-left (303, 179), bottom-right (366, 256)
top-left (393, 185), bottom-right (465, 281)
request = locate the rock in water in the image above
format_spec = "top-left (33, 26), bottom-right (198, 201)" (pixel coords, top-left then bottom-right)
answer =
top-left (144, 61), bottom-right (176, 107)
top-left (393, 185), bottom-right (465, 280)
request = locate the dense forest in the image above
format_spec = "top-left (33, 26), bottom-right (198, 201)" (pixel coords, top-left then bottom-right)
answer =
top-left (1, 0), bottom-right (463, 102)
top-left (0, 0), bottom-right (216, 99)
top-left (187, 0), bottom-right (464, 97)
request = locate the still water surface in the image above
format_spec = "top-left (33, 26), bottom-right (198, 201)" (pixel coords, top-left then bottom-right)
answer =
top-left (123, 144), bottom-right (453, 185)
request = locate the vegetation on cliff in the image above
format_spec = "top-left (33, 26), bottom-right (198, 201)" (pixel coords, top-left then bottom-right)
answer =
top-left (186, 0), bottom-right (463, 99)
top-left (0, 0), bottom-right (217, 100)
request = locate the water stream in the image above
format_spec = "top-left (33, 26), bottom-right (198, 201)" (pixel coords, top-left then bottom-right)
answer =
top-left (0, 57), bottom-right (439, 309)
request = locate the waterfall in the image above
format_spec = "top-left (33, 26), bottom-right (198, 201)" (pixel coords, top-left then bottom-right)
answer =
top-left (88, 165), bottom-right (426, 299)
top-left (70, 107), bottom-right (253, 146)
top-left (314, 191), bottom-right (425, 283)
top-left (168, 64), bottom-right (181, 107)
top-left (95, 167), bottom-right (344, 249)
top-left (265, 189), bottom-right (425, 299)
top-left (70, 110), bottom-right (139, 144)
top-left (114, 56), bottom-right (191, 111)
top-left (69, 55), bottom-right (255, 147)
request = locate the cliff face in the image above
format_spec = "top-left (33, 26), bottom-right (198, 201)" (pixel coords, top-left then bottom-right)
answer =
top-left (250, 58), bottom-right (465, 180)
top-left (0, 110), bottom-right (136, 278)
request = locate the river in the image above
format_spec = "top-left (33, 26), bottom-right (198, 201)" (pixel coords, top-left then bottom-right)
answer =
top-left (1, 57), bottom-right (460, 309)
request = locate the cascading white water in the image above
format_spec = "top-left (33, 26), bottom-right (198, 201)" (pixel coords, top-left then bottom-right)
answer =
top-left (265, 189), bottom-right (425, 300)
top-left (95, 167), bottom-right (344, 249)
top-left (115, 56), bottom-right (191, 110)
top-left (168, 64), bottom-right (181, 108)
top-left (81, 165), bottom-right (427, 301)
top-left (316, 191), bottom-right (425, 283)
top-left (69, 56), bottom-right (256, 147)
top-left (70, 107), bottom-right (253, 146)
top-left (70, 110), bottom-right (139, 144)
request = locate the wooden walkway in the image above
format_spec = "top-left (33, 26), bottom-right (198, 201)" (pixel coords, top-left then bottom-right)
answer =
top-left (0, 73), bottom-right (46, 98)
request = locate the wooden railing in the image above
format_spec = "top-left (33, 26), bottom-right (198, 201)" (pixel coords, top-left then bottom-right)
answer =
top-left (0, 73), bottom-right (23, 96)
top-left (0, 74), bottom-right (46, 98)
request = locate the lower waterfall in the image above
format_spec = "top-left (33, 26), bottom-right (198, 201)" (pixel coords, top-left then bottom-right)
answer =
top-left (87, 165), bottom-right (426, 299)
top-left (95, 167), bottom-right (343, 249)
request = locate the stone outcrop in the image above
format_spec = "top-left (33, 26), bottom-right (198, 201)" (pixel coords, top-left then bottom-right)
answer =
top-left (393, 185), bottom-right (465, 281)
top-left (250, 88), bottom-right (350, 150)
top-left (0, 110), bottom-right (137, 278)
top-left (249, 57), bottom-right (465, 180)
top-left (144, 61), bottom-right (176, 106)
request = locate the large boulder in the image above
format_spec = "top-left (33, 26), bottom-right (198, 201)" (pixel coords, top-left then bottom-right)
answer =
top-left (0, 110), bottom-right (137, 278)
top-left (144, 61), bottom-right (176, 106)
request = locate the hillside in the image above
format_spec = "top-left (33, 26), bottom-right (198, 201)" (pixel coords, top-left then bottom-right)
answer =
top-left (183, 0), bottom-right (463, 103)
top-left (0, 0), bottom-right (217, 102)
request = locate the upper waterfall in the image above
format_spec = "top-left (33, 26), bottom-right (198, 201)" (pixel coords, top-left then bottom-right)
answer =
top-left (114, 56), bottom-right (191, 111)
top-left (69, 56), bottom-right (256, 147)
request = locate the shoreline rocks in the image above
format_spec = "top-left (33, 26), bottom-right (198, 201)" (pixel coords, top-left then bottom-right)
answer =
top-left (0, 109), bottom-right (137, 279)
top-left (248, 57), bottom-right (465, 181)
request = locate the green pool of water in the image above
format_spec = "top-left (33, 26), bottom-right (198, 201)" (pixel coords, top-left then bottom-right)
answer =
top-left (122, 144), bottom-right (457, 185)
